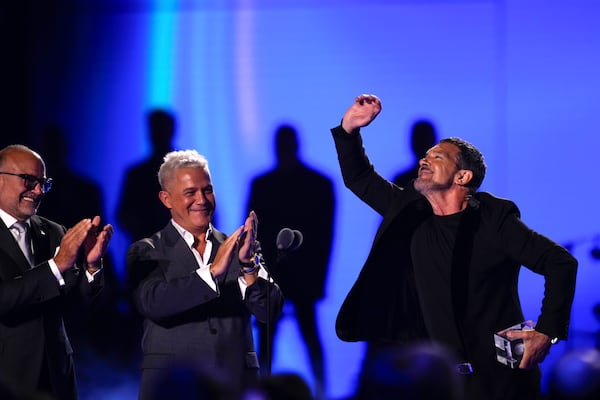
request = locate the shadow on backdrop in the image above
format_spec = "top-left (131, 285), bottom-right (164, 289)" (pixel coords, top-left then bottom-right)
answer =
top-left (37, 125), bottom-right (122, 351)
top-left (117, 109), bottom-right (176, 244)
top-left (36, 124), bottom-right (138, 398)
top-left (392, 119), bottom-right (438, 187)
top-left (115, 109), bottom-right (177, 373)
top-left (246, 124), bottom-right (335, 400)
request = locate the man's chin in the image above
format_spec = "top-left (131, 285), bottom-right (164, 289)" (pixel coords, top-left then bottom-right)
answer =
top-left (19, 203), bottom-right (39, 216)
top-left (414, 179), bottom-right (426, 192)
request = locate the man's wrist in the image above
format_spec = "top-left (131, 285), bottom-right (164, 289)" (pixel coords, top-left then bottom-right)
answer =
top-left (87, 258), bottom-right (103, 272)
top-left (240, 253), bottom-right (261, 274)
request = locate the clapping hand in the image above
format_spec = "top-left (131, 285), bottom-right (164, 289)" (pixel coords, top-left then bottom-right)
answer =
top-left (83, 216), bottom-right (113, 273)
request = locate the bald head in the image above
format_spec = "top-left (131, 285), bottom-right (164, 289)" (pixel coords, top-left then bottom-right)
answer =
top-left (0, 145), bottom-right (46, 171)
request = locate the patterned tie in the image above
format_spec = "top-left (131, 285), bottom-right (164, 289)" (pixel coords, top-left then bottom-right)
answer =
top-left (12, 221), bottom-right (34, 267)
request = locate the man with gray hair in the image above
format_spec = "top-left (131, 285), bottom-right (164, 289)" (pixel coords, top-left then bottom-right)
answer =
top-left (127, 149), bottom-right (283, 398)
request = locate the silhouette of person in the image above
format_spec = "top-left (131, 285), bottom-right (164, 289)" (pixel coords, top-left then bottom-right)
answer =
top-left (36, 125), bottom-right (121, 354)
top-left (115, 109), bottom-right (178, 374)
top-left (246, 124), bottom-right (335, 399)
top-left (392, 119), bottom-right (437, 187)
top-left (117, 109), bottom-right (176, 244)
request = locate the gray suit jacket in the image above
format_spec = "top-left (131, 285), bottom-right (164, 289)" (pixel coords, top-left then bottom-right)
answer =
top-left (127, 222), bottom-right (284, 396)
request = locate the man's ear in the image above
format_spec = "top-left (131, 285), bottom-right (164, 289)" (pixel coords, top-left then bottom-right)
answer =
top-left (158, 190), bottom-right (172, 209)
top-left (455, 170), bottom-right (473, 186)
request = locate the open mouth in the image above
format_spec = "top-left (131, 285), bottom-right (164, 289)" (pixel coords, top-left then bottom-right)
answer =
top-left (21, 194), bottom-right (39, 204)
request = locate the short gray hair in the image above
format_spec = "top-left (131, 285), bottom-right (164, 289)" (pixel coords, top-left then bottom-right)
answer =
top-left (158, 149), bottom-right (211, 190)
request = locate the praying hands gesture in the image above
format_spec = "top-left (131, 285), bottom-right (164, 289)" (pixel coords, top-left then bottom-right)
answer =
top-left (210, 211), bottom-right (259, 282)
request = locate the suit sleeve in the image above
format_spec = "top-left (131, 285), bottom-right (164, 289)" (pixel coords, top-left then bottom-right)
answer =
top-left (496, 202), bottom-right (577, 339)
top-left (243, 277), bottom-right (284, 324)
top-left (127, 240), bottom-right (220, 322)
top-left (331, 125), bottom-right (416, 216)
top-left (0, 264), bottom-right (64, 316)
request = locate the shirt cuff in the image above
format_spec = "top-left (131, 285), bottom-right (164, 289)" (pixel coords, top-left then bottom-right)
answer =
top-left (48, 258), bottom-right (66, 286)
top-left (238, 265), bottom-right (271, 300)
top-left (197, 264), bottom-right (218, 293)
top-left (85, 268), bottom-right (101, 283)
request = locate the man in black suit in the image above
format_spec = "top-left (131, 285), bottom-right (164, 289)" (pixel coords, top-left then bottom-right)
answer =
top-left (0, 144), bottom-right (113, 399)
top-left (127, 149), bottom-right (284, 398)
top-left (331, 95), bottom-right (577, 400)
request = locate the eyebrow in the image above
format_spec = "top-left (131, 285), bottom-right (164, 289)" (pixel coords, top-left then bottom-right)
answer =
top-left (426, 148), bottom-right (448, 157)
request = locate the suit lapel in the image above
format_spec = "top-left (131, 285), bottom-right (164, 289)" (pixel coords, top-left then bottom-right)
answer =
top-left (162, 223), bottom-right (201, 276)
top-left (160, 223), bottom-right (232, 285)
top-left (28, 216), bottom-right (54, 267)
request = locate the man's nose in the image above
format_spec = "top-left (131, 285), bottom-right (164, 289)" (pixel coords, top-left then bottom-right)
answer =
top-left (31, 182), bottom-right (44, 195)
top-left (195, 191), bottom-right (207, 203)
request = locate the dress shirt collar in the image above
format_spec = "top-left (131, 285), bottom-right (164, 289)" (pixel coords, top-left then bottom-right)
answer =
top-left (170, 219), bottom-right (214, 248)
top-left (0, 208), bottom-right (30, 230)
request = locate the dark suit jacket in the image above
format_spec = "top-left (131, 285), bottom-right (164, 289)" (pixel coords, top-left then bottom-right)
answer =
top-left (0, 215), bottom-right (103, 399)
top-left (331, 126), bottom-right (578, 400)
top-left (127, 222), bottom-right (284, 396)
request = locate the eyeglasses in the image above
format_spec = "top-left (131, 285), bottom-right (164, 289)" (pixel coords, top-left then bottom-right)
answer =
top-left (0, 172), bottom-right (53, 193)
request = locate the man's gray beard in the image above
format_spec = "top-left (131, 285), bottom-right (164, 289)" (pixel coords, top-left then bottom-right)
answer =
top-left (414, 178), bottom-right (452, 195)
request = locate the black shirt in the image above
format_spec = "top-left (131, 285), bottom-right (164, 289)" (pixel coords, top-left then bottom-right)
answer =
top-left (411, 211), bottom-right (467, 360)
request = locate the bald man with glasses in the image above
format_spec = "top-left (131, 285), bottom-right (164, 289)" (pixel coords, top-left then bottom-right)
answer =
top-left (0, 144), bottom-right (113, 400)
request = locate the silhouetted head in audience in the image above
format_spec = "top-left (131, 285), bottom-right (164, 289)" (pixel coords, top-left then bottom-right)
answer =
top-left (243, 372), bottom-right (313, 400)
top-left (147, 359), bottom-right (234, 400)
top-left (547, 348), bottom-right (600, 400)
top-left (354, 342), bottom-right (462, 400)
top-left (148, 109), bottom-right (176, 157)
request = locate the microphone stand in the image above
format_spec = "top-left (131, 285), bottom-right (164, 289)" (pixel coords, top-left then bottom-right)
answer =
top-left (265, 253), bottom-right (272, 377)
top-left (264, 250), bottom-right (282, 377)
top-left (262, 229), bottom-right (301, 377)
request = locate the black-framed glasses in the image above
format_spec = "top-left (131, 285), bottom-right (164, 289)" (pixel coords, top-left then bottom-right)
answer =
top-left (0, 172), bottom-right (53, 193)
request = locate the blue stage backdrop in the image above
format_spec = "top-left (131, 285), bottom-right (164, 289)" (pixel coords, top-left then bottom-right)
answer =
top-left (26, 1), bottom-right (600, 398)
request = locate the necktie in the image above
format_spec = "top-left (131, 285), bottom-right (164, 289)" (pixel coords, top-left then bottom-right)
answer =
top-left (12, 221), bottom-right (34, 267)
